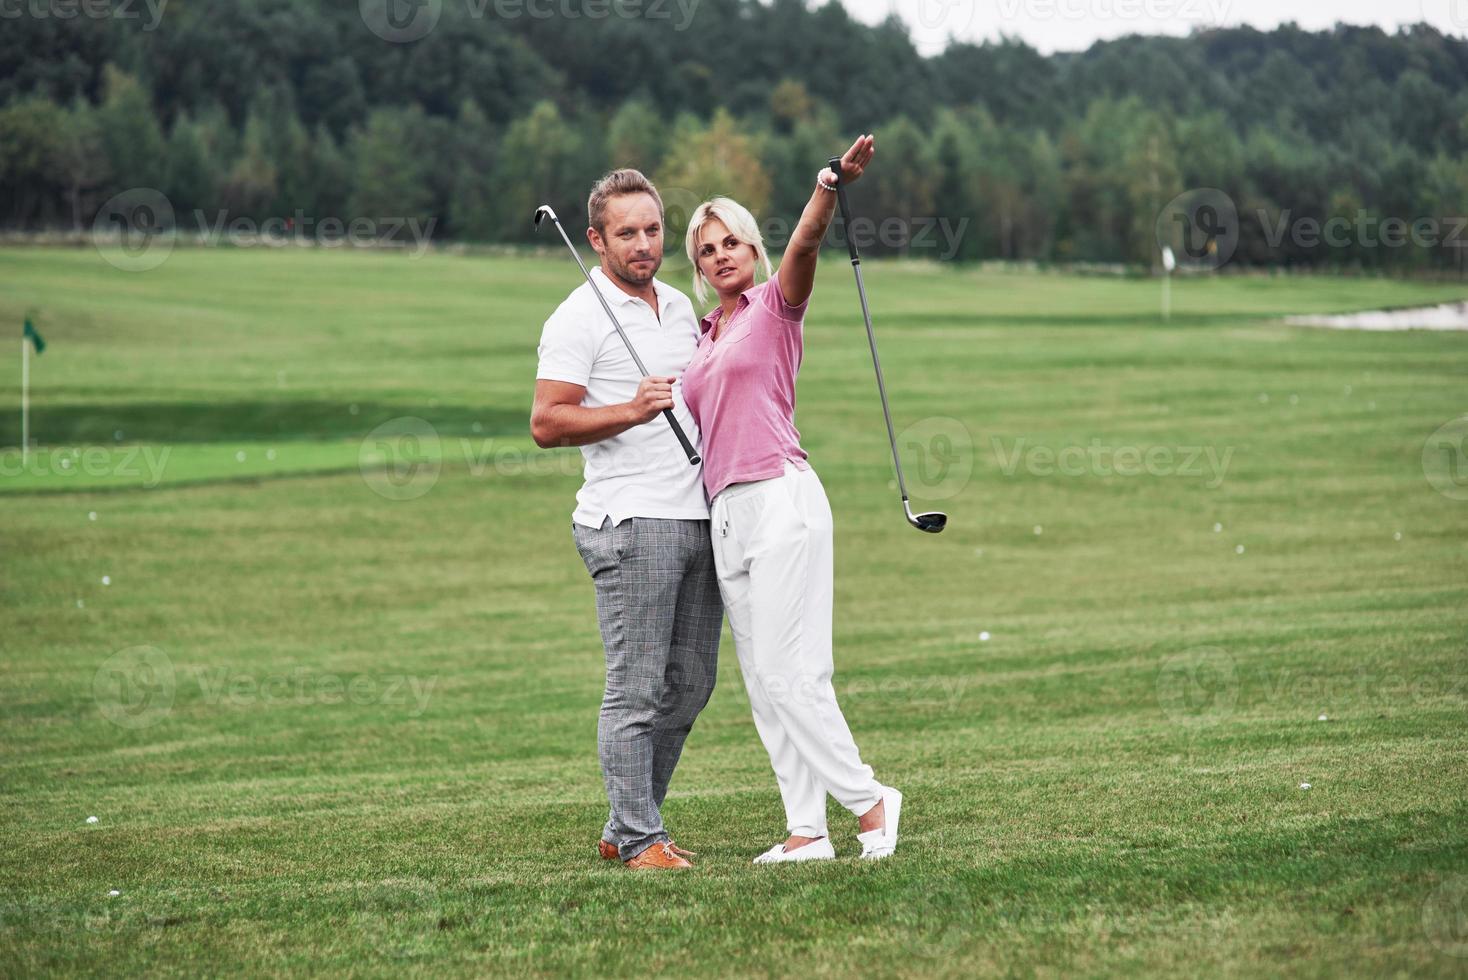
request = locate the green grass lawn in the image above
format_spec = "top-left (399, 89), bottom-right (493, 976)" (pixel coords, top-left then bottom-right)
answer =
top-left (2, 245), bottom-right (1466, 977)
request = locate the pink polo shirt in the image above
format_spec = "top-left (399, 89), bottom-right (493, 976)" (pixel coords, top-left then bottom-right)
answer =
top-left (682, 276), bottom-right (812, 502)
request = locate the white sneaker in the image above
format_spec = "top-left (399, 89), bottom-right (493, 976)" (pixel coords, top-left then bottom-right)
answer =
top-left (752, 837), bottom-right (836, 864)
top-left (857, 786), bottom-right (903, 860)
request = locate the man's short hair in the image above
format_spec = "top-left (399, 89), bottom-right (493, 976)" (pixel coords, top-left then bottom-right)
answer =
top-left (588, 169), bottom-right (664, 234)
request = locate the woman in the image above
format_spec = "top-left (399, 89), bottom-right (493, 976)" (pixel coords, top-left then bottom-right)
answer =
top-left (680, 135), bottom-right (901, 863)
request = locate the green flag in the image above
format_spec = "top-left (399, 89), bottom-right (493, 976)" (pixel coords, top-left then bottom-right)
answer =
top-left (23, 318), bottom-right (44, 355)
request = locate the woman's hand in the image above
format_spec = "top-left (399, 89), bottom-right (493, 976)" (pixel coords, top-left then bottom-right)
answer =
top-left (819, 134), bottom-right (876, 188)
top-left (777, 132), bottom-right (876, 309)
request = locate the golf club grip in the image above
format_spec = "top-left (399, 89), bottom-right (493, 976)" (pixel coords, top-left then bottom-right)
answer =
top-left (663, 408), bottom-right (701, 465)
top-left (829, 157), bottom-right (861, 263)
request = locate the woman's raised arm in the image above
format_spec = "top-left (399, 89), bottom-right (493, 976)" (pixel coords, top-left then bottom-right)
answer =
top-left (777, 134), bottom-right (875, 309)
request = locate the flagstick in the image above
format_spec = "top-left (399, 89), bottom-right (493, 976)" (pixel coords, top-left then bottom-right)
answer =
top-left (21, 335), bottom-right (29, 466)
top-left (1162, 272), bottom-right (1172, 322)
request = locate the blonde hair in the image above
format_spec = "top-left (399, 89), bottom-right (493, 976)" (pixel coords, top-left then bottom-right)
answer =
top-left (684, 197), bottom-right (774, 305)
top-left (588, 169), bottom-right (663, 234)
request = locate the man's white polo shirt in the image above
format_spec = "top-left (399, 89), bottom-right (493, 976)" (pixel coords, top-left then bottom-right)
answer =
top-left (536, 266), bottom-right (709, 529)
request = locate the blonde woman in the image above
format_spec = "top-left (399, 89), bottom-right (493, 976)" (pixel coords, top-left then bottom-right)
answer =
top-left (679, 135), bottom-right (901, 863)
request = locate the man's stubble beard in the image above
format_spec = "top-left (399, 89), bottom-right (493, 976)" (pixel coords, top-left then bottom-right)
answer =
top-left (609, 251), bottom-right (662, 287)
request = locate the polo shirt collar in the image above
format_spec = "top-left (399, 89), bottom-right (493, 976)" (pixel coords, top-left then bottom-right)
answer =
top-left (590, 266), bottom-right (673, 316)
top-left (699, 282), bottom-right (759, 336)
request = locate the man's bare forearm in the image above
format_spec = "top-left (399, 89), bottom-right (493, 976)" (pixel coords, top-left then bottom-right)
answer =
top-left (534, 401), bottom-right (642, 448)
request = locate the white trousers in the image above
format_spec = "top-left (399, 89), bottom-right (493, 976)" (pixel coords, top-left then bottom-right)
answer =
top-left (711, 459), bottom-right (883, 837)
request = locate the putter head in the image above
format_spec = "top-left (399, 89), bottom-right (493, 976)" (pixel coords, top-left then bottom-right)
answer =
top-left (904, 499), bottom-right (948, 534)
top-left (533, 205), bottom-right (556, 229)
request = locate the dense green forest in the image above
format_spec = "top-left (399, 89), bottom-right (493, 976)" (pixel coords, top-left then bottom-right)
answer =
top-left (2, 0), bottom-right (1467, 271)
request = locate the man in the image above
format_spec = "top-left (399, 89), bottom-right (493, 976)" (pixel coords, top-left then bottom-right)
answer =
top-left (531, 169), bottom-right (721, 871)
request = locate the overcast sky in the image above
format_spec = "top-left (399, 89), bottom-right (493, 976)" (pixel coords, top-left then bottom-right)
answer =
top-left (837, 0), bottom-right (1467, 55)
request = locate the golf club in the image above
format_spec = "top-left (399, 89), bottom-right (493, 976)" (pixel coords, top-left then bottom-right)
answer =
top-left (533, 204), bottom-right (701, 466)
top-left (826, 157), bottom-right (948, 534)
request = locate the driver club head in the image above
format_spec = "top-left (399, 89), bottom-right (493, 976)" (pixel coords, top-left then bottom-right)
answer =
top-left (904, 500), bottom-right (948, 534)
top-left (533, 204), bottom-right (557, 229)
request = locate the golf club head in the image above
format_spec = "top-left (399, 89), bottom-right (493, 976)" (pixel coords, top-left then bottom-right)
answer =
top-left (904, 499), bottom-right (948, 534)
top-left (533, 204), bottom-right (557, 229)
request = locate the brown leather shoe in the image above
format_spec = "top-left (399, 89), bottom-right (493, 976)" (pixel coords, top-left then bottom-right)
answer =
top-left (624, 841), bottom-right (692, 870)
top-left (600, 839), bottom-right (695, 861)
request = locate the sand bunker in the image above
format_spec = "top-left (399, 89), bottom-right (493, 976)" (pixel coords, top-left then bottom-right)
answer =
top-left (1286, 302), bottom-right (1468, 331)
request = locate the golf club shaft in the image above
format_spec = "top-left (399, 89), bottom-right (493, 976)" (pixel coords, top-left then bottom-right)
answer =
top-left (542, 211), bottom-right (701, 466)
top-left (828, 157), bottom-right (911, 502)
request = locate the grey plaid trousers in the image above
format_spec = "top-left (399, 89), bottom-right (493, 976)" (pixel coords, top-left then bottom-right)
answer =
top-left (572, 516), bottom-right (723, 860)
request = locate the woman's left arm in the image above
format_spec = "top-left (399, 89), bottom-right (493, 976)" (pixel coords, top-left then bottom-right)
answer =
top-left (777, 133), bottom-right (875, 309)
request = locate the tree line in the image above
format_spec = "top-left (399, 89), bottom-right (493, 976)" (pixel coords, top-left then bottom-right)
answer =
top-left (1, 0), bottom-right (1467, 271)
